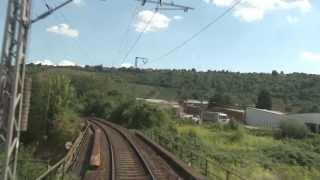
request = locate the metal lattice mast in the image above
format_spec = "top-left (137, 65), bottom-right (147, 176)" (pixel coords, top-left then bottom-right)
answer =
top-left (0, 1), bottom-right (74, 179)
top-left (0, 0), bottom-right (32, 180)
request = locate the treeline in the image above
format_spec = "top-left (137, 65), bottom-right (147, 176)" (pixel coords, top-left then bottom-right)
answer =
top-left (29, 65), bottom-right (320, 113)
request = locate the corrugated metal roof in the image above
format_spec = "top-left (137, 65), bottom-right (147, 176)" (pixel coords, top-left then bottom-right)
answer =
top-left (247, 107), bottom-right (285, 115)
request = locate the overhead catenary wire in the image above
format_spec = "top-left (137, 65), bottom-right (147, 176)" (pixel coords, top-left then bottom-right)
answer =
top-left (119, 7), bottom-right (158, 66)
top-left (112, 4), bottom-right (142, 67)
top-left (152, 0), bottom-right (242, 62)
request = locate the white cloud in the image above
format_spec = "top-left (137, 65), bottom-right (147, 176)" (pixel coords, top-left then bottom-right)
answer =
top-left (287, 15), bottom-right (299, 24)
top-left (205, 0), bottom-right (235, 6)
top-left (134, 10), bottom-right (171, 32)
top-left (31, 60), bottom-right (81, 66)
top-left (205, 0), bottom-right (311, 22)
top-left (120, 63), bottom-right (134, 68)
top-left (46, 24), bottom-right (79, 38)
top-left (300, 51), bottom-right (320, 63)
top-left (73, 0), bottom-right (84, 6)
top-left (58, 60), bottom-right (77, 66)
top-left (32, 59), bottom-right (55, 66)
top-left (173, 15), bottom-right (184, 20)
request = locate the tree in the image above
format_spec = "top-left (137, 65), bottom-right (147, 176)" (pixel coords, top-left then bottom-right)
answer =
top-left (256, 89), bottom-right (272, 110)
top-left (110, 101), bottom-right (169, 130)
top-left (272, 70), bottom-right (279, 76)
top-left (209, 93), bottom-right (233, 107)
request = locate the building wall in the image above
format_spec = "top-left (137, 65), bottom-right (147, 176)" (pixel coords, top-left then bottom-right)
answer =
top-left (245, 108), bottom-right (285, 129)
top-left (287, 113), bottom-right (320, 133)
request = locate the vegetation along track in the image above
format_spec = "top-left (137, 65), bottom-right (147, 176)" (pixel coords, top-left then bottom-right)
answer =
top-left (90, 118), bottom-right (156, 180)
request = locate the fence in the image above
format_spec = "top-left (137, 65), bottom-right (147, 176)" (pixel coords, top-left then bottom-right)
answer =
top-left (35, 125), bottom-right (90, 180)
top-left (144, 131), bottom-right (246, 180)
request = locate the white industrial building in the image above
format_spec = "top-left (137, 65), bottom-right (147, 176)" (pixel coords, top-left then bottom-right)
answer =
top-left (287, 113), bottom-right (320, 133)
top-left (245, 108), bottom-right (320, 133)
top-left (245, 108), bottom-right (286, 129)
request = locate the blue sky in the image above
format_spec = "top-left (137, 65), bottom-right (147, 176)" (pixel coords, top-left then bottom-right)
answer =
top-left (0, 0), bottom-right (320, 73)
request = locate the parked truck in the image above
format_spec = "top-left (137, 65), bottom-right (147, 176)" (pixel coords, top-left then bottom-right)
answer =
top-left (202, 111), bottom-right (230, 124)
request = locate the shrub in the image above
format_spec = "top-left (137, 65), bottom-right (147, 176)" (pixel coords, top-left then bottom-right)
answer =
top-left (226, 118), bottom-right (240, 130)
top-left (110, 100), bottom-right (170, 130)
top-left (263, 144), bottom-right (320, 168)
top-left (280, 120), bottom-right (310, 139)
top-left (229, 127), bottom-right (245, 142)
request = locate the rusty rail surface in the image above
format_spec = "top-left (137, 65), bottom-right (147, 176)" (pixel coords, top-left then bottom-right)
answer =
top-left (87, 121), bottom-right (115, 180)
top-left (90, 118), bottom-right (156, 180)
top-left (91, 118), bottom-right (206, 180)
top-left (89, 128), bottom-right (102, 167)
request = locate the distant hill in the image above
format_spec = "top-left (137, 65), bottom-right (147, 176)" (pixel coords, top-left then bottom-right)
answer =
top-left (27, 64), bottom-right (320, 113)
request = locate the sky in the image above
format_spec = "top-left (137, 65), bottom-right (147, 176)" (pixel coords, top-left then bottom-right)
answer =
top-left (0, 0), bottom-right (320, 74)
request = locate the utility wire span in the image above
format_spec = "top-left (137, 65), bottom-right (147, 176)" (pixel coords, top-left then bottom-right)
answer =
top-left (120, 8), bottom-right (158, 65)
top-left (152, 0), bottom-right (242, 62)
top-left (113, 4), bottom-right (142, 67)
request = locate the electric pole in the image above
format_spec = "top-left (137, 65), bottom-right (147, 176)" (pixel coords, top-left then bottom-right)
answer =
top-left (0, 1), bottom-right (73, 179)
top-left (135, 57), bottom-right (148, 69)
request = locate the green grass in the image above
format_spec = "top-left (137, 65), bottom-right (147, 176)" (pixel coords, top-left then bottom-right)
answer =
top-left (175, 123), bottom-right (320, 180)
top-left (177, 124), bottom-right (280, 151)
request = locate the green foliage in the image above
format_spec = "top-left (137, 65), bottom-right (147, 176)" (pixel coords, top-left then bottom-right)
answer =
top-left (27, 65), bottom-right (320, 112)
top-left (175, 122), bottom-right (320, 179)
top-left (17, 147), bottom-right (48, 179)
top-left (272, 70), bottom-right (279, 76)
top-left (229, 127), bottom-right (245, 142)
top-left (256, 89), bottom-right (272, 110)
top-left (80, 89), bottom-right (114, 117)
top-left (263, 143), bottom-right (320, 168)
top-left (226, 118), bottom-right (240, 130)
top-left (208, 93), bottom-right (233, 107)
top-left (110, 100), bottom-right (170, 130)
top-left (46, 75), bottom-right (75, 120)
top-left (280, 120), bottom-right (311, 139)
top-left (23, 73), bottom-right (81, 157)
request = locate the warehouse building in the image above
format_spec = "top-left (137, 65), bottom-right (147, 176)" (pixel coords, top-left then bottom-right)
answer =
top-left (287, 113), bottom-right (320, 133)
top-left (245, 107), bottom-right (286, 129)
top-left (245, 108), bottom-right (320, 133)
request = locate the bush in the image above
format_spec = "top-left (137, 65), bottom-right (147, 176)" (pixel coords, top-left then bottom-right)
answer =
top-left (263, 144), bottom-right (320, 168)
top-left (229, 127), bottom-right (246, 142)
top-left (226, 118), bottom-right (240, 130)
top-left (110, 100), bottom-right (170, 130)
top-left (280, 120), bottom-right (310, 139)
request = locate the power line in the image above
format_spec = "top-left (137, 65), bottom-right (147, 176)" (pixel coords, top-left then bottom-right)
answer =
top-left (112, 4), bottom-right (142, 67)
top-left (120, 8), bottom-right (158, 65)
top-left (152, 0), bottom-right (242, 62)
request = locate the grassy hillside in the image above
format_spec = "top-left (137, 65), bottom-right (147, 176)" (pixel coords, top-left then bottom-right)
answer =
top-left (28, 65), bottom-right (320, 112)
top-left (175, 123), bottom-right (320, 179)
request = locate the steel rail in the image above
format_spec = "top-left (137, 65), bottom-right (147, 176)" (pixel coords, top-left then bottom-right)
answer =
top-left (89, 120), bottom-right (116, 180)
top-left (90, 118), bottom-right (157, 180)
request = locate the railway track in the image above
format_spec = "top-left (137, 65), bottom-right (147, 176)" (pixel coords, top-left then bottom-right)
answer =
top-left (90, 119), bottom-right (155, 180)
top-left (72, 118), bottom-right (206, 180)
